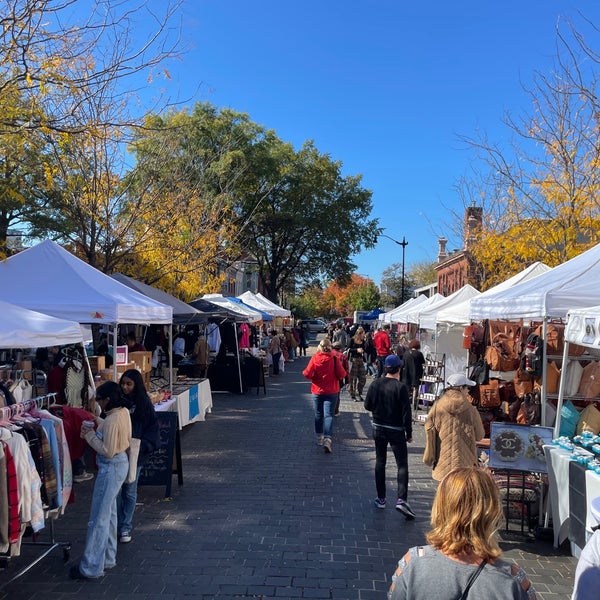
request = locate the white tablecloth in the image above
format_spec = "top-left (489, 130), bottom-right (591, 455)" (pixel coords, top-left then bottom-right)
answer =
top-left (544, 444), bottom-right (600, 549)
top-left (154, 379), bottom-right (212, 429)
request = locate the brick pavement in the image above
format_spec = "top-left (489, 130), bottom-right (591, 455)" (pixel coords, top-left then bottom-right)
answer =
top-left (0, 343), bottom-right (577, 599)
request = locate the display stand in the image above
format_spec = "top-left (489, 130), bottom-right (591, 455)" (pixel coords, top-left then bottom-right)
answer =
top-left (0, 393), bottom-right (71, 590)
top-left (418, 353), bottom-right (445, 410)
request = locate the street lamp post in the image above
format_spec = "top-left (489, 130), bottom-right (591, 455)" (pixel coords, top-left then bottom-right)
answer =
top-left (380, 234), bottom-right (408, 302)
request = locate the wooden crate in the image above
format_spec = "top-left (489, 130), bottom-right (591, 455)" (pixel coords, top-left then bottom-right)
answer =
top-left (88, 355), bottom-right (105, 375)
top-left (129, 351), bottom-right (152, 373)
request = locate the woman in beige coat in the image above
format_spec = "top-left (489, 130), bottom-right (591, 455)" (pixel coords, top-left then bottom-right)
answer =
top-left (424, 373), bottom-right (485, 481)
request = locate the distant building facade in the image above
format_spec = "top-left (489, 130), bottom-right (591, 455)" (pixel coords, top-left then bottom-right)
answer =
top-left (435, 206), bottom-right (483, 296)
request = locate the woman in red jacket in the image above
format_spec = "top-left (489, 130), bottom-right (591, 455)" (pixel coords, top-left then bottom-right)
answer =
top-left (302, 338), bottom-right (347, 454)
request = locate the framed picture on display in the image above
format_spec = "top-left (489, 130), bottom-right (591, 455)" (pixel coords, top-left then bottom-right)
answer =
top-left (489, 422), bottom-right (553, 473)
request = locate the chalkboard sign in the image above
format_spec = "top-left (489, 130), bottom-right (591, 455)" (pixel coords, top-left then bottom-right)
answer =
top-left (138, 411), bottom-right (183, 497)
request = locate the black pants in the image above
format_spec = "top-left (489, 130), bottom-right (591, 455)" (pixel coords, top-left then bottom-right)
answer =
top-left (373, 426), bottom-right (408, 501)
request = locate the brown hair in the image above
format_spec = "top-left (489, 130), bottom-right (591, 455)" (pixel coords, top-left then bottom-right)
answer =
top-left (409, 339), bottom-right (420, 349)
top-left (426, 468), bottom-right (503, 561)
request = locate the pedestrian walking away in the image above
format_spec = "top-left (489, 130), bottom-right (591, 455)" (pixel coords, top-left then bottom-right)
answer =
top-left (364, 354), bottom-right (414, 518)
top-left (423, 372), bottom-right (485, 481)
top-left (401, 339), bottom-right (425, 411)
top-left (373, 324), bottom-right (392, 377)
top-left (387, 467), bottom-right (538, 600)
top-left (331, 340), bottom-right (349, 416)
top-left (302, 337), bottom-right (347, 454)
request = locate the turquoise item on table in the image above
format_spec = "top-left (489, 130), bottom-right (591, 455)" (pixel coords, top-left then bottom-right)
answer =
top-left (560, 399), bottom-right (580, 438)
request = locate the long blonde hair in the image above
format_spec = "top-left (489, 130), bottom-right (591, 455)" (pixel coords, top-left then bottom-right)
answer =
top-left (426, 467), bottom-right (503, 561)
top-left (353, 327), bottom-right (365, 343)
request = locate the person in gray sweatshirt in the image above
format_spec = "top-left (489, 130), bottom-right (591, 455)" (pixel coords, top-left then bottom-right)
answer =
top-left (387, 467), bottom-right (537, 600)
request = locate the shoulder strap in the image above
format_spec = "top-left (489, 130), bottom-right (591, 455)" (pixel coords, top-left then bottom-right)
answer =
top-left (459, 559), bottom-right (487, 600)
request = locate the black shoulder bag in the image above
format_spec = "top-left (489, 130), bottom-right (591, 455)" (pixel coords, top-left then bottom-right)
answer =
top-left (458, 559), bottom-right (487, 600)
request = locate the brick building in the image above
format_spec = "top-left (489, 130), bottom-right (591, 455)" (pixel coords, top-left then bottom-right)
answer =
top-left (435, 205), bottom-right (483, 296)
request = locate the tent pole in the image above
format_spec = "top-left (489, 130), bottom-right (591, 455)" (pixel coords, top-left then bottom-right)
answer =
top-left (541, 319), bottom-right (548, 426)
top-left (169, 323), bottom-right (173, 393)
top-left (112, 325), bottom-right (118, 382)
top-left (554, 338), bottom-right (570, 438)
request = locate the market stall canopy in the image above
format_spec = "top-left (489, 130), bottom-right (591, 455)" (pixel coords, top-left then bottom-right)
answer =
top-left (417, 285), bottom-right (480, 330)
top-left (188, 297), bottom-right (234, 319)
top-left (237, 290), bottom-right (288, 317)
top-left (379, 295), bottom-right (428, 324)
top-left (436, 262), bottom-right (550, 328)
top-left (0, 240), bottom-right (172, 324)
top-left (565, 304), bottom-right (600, 348)
top-left (200, 294), bottom-right (264, 323)
top-left (110, 273), bottom-right (212, 324)
top-left (228, 296), bottom-right (273, 321)
top-left (470, 244), bottom-right (600, 321)
top-left (361, 308), bottom-right (385, 321)
top-left (398, 293), bottom-right (445, 325)
top-left (0, 300), bottom-right (86, 348)
top-left (255, 292), bottom-right (292, 317)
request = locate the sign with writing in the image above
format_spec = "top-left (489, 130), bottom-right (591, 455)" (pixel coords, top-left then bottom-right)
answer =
top-left (115, 345), bottom-right (128, 365)
top-left (489, 422), bottom-right (553, 473)
top-left (138, 411), bottom-right (183, 497)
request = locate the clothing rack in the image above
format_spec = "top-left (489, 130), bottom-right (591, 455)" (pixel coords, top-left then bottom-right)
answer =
top-left (0, 393), bottom-right (71, 591)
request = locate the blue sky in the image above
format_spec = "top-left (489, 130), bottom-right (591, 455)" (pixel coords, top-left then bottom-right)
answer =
top-left (145, 1), bottom-right (600, 285)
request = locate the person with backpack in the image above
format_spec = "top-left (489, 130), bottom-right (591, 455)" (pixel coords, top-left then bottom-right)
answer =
top-left (402, 340), bottom-right (426, 411)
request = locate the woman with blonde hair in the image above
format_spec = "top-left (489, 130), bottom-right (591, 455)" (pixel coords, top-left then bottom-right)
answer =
top-left (388, 467), bottom-right (537, 599)
top-left (347, 326), bottom-right (367, 401)
top-left (302, 337), bottom-right (347, 453)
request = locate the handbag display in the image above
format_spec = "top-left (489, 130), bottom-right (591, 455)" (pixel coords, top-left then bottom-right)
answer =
top-left (126, 438), bottom-right (141, 484)
top-left (478, 379), bottom-right (501, 409)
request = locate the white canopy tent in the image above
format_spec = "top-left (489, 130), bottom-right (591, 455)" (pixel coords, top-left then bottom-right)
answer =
top-left (418, 285), bottom-right (480, 331)
top-left (255, 292), bottom-right (291, 317)
top-left (0, 241), bottom-right (172, 324)
top-left (469, 246), bottom-right (600, 322)
top-left (379, 295), bottom-right (427, 324)
top-left (0, 240), bottom-right (173, 383)
top-left (0, 300), bottom-right (85, 348)
top-left (401, 293), bottom-right (445, 325)
top-left (468, 245), bottom-right (600, 426)
top-left (436, 262), bottom-right (550, 328)
top-left (382, 295), bottom-right (432, 324)
top-left (201, 294), bottom-right (263, 323)
top-left (430, 263), bottom-right (552, 379)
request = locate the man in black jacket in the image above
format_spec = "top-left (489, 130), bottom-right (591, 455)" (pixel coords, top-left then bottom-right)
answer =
top-left (364, 354), bottom-right (415, 519)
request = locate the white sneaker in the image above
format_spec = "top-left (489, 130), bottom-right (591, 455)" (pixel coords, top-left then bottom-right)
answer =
top-left (73, 471), bottom-right (94, 483)
top-left (316, 435), bottom-right (324, 446)
top-left (323, 437), bottom-right (332, 453)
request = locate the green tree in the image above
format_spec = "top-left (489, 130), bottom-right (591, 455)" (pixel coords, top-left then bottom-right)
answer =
top-left (381, 261), bottom-right (437, 306)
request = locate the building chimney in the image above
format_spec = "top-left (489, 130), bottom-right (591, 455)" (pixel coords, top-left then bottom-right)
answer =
top-left (437, 237), bottom-right (448, 263)
top-left (464, 206), bottom-right (482, 249)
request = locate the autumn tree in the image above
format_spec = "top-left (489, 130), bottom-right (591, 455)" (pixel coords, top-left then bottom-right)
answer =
top-left (322, 275), bottom-right (380, 316)
top-left (0, 0), bottom-right (183, 268)
top-left (458, 17), bottom-right (600, 285)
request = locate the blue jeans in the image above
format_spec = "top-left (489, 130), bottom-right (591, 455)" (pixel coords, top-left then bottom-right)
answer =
top-left (373, 425), bottom-right (408, 501)
top-left (313, 393), bottom-right (336, 439)
top-left (117, 464), bottom-right (142, 535)
top-left (80, 452), bottom-right (128, 577)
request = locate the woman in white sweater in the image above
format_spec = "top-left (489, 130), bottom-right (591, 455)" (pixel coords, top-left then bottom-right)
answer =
top-left (70, 381), bottom-right (131, 580)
